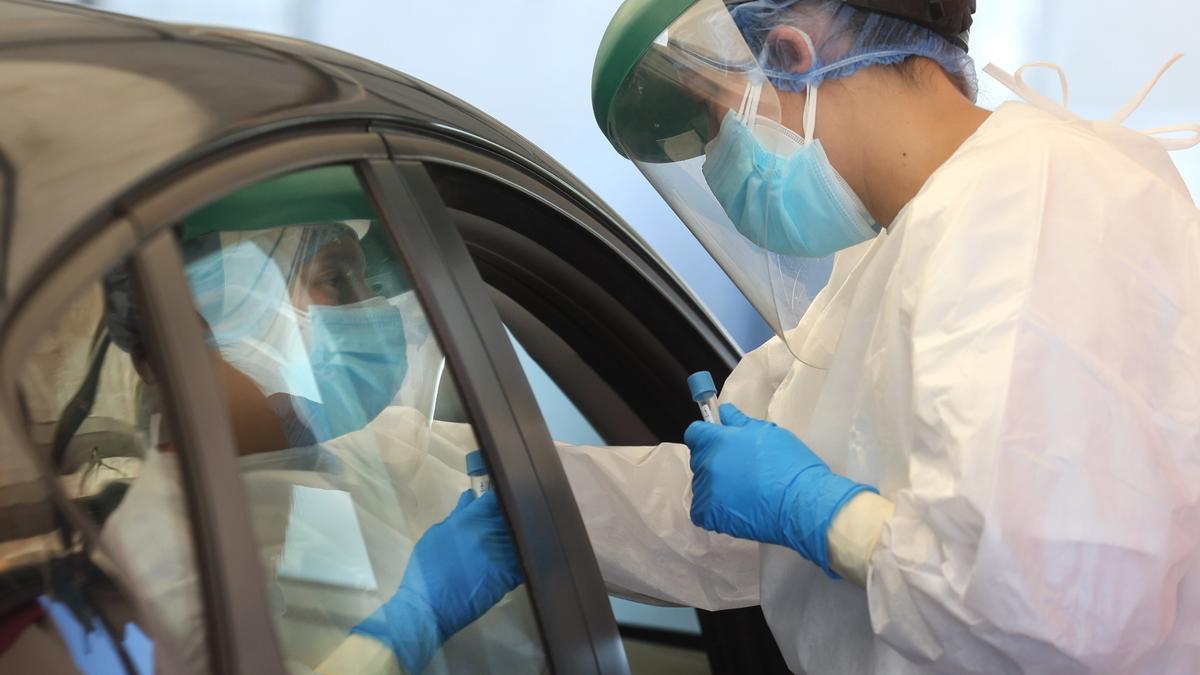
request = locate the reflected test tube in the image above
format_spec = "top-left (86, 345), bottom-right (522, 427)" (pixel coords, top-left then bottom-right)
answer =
top-left (688, 371), bottom-right (720, 425)
top-left (466, 450), bottom-right (491, 497)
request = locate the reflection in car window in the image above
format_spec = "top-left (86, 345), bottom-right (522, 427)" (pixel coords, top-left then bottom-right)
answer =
top-left (11, 273), bottom-right (193, 674)
top-left (173, 165), bottom-right (545, 674)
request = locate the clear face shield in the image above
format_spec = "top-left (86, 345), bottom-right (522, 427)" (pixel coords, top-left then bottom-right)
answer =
top-left (604, 0), bottom-right (876, 358)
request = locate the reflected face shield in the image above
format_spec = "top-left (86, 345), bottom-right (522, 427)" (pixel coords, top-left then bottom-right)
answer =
top-left (185, 222), bottom-right (410, 442)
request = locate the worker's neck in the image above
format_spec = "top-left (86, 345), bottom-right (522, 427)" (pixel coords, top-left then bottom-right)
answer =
top-left (855, 71), bottom-right (991, 227)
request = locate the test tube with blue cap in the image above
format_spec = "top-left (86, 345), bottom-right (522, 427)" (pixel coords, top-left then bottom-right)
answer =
top-left (688, 371), bottom-right (720, 425)
top-left (466, 450), bottom-right (491, 497)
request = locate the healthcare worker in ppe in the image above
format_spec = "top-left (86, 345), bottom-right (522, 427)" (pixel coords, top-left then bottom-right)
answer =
top-left (98, 214), bottom-right (537, 674)
top-left (561, 0), bottom-right (1200, 672)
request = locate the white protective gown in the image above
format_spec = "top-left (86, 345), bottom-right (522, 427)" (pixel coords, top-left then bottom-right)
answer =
top-left (560, 95), bottom-right (1200, 673)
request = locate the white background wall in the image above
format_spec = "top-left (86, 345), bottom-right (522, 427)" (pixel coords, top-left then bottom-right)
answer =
top-left (67, 0), bottom-right (1200, 350)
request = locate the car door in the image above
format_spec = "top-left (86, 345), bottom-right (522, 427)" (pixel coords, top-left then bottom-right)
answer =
top-left (0, 128), bottom-right (627, 674)
top-left (370, 127), bottom-right (792, 674)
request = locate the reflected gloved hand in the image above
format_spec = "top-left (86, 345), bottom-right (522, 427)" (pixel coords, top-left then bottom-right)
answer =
top-left (684, 403), bottom-right (877, 578)
top-left (352, 489), bottom-right (524, 673)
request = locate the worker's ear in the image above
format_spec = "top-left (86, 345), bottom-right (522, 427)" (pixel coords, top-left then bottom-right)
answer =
top-left (764, 27), bottom-right (816, 75)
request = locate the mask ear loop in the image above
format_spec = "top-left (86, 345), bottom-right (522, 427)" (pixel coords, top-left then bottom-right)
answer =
top-left (739, 79), bottom-right (763, 126)
top-left (737, 82), bottom-right (752, 122)
top-left (778, 28), bottom-right (821, 146)
top-left (803, 83), bottom-right (818, 146)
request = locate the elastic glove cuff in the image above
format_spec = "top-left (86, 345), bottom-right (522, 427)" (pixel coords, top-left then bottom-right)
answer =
top-left (784, 472), bottom-right (879, 579)
top-left (828, 491), bottom-right (894, 586)
top-left (351, 586), bottom-right (444, 673)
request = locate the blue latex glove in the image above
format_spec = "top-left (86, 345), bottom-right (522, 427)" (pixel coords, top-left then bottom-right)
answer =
top-left (685, 403), bottom-right (877, 578)
top-left (352, 489), bottom-right (523, 672)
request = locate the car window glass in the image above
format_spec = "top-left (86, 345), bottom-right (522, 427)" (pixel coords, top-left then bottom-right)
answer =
top-left (505, 330), bottom-right (707, 668)
top-left (505, 328), bottom-right (603, 447)
top-left (10, 273), bottom-right (197, 674)
top-left (174, 164), bottom-right (546, 674)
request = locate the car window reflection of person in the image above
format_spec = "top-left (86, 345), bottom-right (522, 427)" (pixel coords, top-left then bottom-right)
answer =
top-left (96, 224), bottom-right (529, 675)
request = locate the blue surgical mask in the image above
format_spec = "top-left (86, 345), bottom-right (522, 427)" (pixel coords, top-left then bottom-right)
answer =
top-left (702, 94), bottom-right (879, 259)
top-left (296, 296), bottom-right (407, 440)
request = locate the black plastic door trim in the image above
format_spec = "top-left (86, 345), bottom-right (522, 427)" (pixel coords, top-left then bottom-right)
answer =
top-left (130, 232), bottom-right (287, 675)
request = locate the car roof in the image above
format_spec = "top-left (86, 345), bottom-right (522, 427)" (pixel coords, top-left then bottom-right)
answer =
top-left (0, 0), bottom-right (620, 303)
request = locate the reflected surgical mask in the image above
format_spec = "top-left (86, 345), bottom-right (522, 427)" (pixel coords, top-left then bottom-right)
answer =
top-left (702, 81), bottom-right (878, 258)
top-left (297, 296), bottom-right (407, 439)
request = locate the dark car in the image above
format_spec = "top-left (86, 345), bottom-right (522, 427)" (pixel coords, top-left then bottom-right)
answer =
top-left (0, 2), bottom-right (789, 673)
